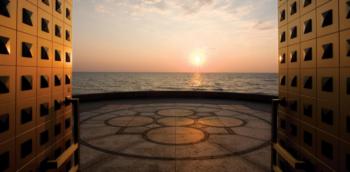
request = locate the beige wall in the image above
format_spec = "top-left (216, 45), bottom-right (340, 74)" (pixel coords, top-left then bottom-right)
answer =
top-left (277, 0), bottom-right (350, 171)
top-left (0, 0), bottom-right (75, 171)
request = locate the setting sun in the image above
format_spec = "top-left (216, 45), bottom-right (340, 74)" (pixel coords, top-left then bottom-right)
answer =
top-left (191, 50), bottom-right (206, 67)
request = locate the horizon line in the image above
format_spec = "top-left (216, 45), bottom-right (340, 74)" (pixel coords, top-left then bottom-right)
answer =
top-left (73, 71), bottom-right (278, 74)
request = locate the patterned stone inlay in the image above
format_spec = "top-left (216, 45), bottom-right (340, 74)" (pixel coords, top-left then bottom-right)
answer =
top-left (157, 109), bottom-right (194, 117)
top-left (107, 116), bottom-right (153, 127)
top-left (157, 117), bottom-right (194, 127)
top-left (145, 127), bottom-right (206, 145)
top-left (198, 116), bottom-right (244, 127)
top-left (80, 103), bottom-right (271, 160)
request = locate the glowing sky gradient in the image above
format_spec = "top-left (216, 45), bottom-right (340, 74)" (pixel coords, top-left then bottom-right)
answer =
top-left (73, 0), bottom-right (278, 73)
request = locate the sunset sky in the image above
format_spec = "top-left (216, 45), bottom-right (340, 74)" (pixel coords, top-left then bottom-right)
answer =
top-left (73, 0), bottom-right (278, 73)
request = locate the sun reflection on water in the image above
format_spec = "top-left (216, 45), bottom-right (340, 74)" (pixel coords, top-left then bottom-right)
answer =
top-left (191, 73), bottom-right (203, 87)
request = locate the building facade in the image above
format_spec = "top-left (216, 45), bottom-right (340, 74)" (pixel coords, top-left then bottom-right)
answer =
top-left (0, 0), bottom-right (77, 171)
top-left (276, 0), bottom-right (350, 171)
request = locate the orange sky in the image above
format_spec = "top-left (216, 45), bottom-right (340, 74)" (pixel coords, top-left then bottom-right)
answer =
top-left (73, 0), bottom-right (278, 73)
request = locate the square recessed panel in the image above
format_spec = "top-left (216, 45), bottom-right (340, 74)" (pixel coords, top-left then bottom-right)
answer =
top-left (53, 18), bottom-right (64, 44)
top-left (0, 26), bottom-right (16, 65)
top-left (17, 32), bottom-right (37, 67)
top-left (0, 103), bottom-right (15, 144)
top-left (284, 115), bottom-right (299, 141)
top-left (300, 123), bottom-right (316, 154)
top-left (340, 68), bottom-right (350, 142)
top-left (53, 0), bottom-right (64, 20)
top-left (37, 67), bottom-right (52, 97)
top-left (340, 142), bottom-right (350, 172)
top-left (279, 25), bottom-right (288, 48)
top-left (53, 43), bottom-right (64, 68)
top-left (15, 98), bottom-right (37, 135)
top-left (301, 69), bottom-right (316, 97)
top-left (288, 19), bottom-right (300, 45)
top-left (287, 93), bottom-right (300, 118)
top-left (340, 0), bottom-right (350, 30)
top-left (22, 8), bottom-right (33, 27)
top-left (64, 46), bottom-right (72, 68)
top-left (316, 0), bottom-right (339, 37)
top-left (52, 92), bottom-right (64, 115)
top-left (317, 99), bottom-right (340, 136)
top-left (279, 69), bottom-right (287, 92)
top-left (287, 44), bottom-right (300, 69)
top-left (317, 68), bottom-right (339, 101)
top-left (0, 140), bottom-right (15, 172)
top-left (38, 8), bottom-right (52, 40)
top-left (39, 0), bottom-right (53, 14)
top-left (64, 1), bottom-right (72, 25)
top-left (15, 129), bottom-right (37, 170)
top-left (38, 38), bottom-right (53, 67)
top-left (0, 0), bottom-right (16, 29)
top-left (278, 111), bottom-right (287, 133)
top-left (279, 91), bottom-right (289, 112)
top-left (340, 30), bottom-right (350, 67)
top-left (279, 48), bottom-right (287, 69)
top-left (300, 39), bottom-right (316, 68)
top-left (52, 69), bottom-right (64, 95)
top-left (64, 68), bottom-right (72, 97)
top-left (20, 75), bottom-right (33, 92)
top-left (288, 69), bottom-right (300, 94)
top-left (300, 96), bottom-right (317, 125)
top-left (300, 0), bottom-right (315, 15)
top-left (0, 76), bottom-right (9, 94)
top-left (317, 132), bottom-right (339, 170)
top-left (36, 122), bottom-right (53, 154)
top-left (16, 67), bottom-right (37, 100)
top-left (53, 115), bottom-right (64, 141)
top-left (279, 3), bottom-right (288, 27)
top-left (0, 66), bottom-right (15, 104)
top-left (17, 0), bottom-right (37, 36)
top-left (300, 10), bottom-right (316, 42)
top-left (37, 96), bottom-right (52, 125)
top-left (288, 0), bottom-right (300, 22)
top-left (317, 33), bottom-right (339, 68)
top-left (64, 113), bottom-right (72, 133)
top-left (64, 24), bottom-right (72, 47)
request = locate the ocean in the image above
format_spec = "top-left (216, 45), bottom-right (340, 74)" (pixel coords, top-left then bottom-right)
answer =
top-left (73, 72), bottom-right (278, 96)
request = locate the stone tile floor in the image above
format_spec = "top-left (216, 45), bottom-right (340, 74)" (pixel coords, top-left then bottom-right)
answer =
top-left (79, 99), bottom-right (272, 172)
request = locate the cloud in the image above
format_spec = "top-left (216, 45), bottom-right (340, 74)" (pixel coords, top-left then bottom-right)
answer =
top-left (89, 0), bottom-right (275, 30)
top-left (92, 0), bottom-right (248, 16)
top-left (253, 20), bottom-right (276, 31)
top-left (95, 4), bottom-right (112, 15)
top-left (176, 0), bottom-right (214, 14)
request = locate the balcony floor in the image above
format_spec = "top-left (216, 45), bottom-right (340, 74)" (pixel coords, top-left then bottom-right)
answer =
top-left (79, 98), bottom-right (272, 172)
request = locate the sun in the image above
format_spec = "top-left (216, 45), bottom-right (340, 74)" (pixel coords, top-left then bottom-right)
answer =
top-left (190, 50), bottom-right (206, 67)
top-left (194, 55), bottom-right (204, 66)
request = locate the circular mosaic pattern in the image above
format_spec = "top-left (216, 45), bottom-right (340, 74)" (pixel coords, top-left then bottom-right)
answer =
top-left (157, 117), bottom-right (194, 127)
top-left (144, 127), bottom-right (206, 145)
top-left (157, 109), bottom-right (194, 117)
top-left (80, 104), bottom-right (271, 160)
top-left (107, 116), bottom-right (154, 127)
top-left (198, 116), bottom-right (244, 127)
